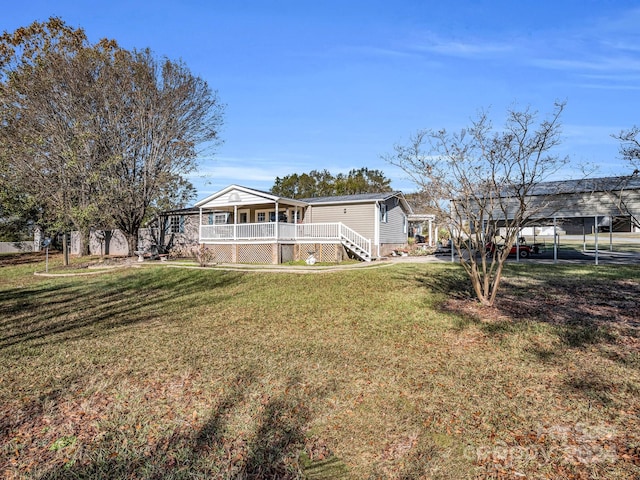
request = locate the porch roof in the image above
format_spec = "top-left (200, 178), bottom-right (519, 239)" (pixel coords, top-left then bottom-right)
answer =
top-left (194, 185), bottom-right (309, 209)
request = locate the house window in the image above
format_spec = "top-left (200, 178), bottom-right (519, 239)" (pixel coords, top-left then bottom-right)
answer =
top-left (207, 213), bottom-right (228, 225)
top-left (256, 209), bottom-right (283, 223)
top-left (403, 215), bottom-right (408, 234)
top-left (269, 211), bottom-right (288, 222)
top-left (380, 204), bottom-right (388, 223)
top-left (169, 215), bottom-right (184, 233)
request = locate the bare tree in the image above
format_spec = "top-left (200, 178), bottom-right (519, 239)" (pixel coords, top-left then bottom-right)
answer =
top-left (96, 48), bottom-right (223, 254)
top-left (614, 126), bottom-right (640, 172)
top-left (608, 126), bottom-right (640, 230)
top-left (386, 103), bottom-right (567, 306)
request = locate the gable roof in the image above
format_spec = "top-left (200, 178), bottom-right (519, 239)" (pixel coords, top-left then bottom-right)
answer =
top-left (527, 175), bottom-right (640, 197)
top-left (194, 185), bottom-right (308, 208)
top-left (301, 191), bottom-right (413, 214)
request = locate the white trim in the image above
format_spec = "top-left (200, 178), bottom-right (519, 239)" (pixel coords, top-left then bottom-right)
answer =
top-left (238, 208), bottom-right (250, 224)
top-left (195, 184), bottom-right (308, 208)
top-left (374, 202), bottom-right (380, 257)
top-left (255, 209), bottom-right (271, 223)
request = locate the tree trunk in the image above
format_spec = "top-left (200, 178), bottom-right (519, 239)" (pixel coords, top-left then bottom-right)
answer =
top-left (62, 233), bottom-right (69, 266)
top-left (125, 230), bottom-right (139, 257)
top-left (77, 228), bottom-right (91, 257)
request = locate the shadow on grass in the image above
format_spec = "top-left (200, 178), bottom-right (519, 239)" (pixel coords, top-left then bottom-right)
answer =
top-left (562, 370), bottom-right (614, 406)
top-left (412, 266), bottom-right (474, 300)
top-left (410, 263), bottom-right (640, 352)
top-left (0, 251), bottom-right (46, 267)
top-left (38, 371), bottom-right (346, 480)
top-left (0, 267), bottom-right (241, 351)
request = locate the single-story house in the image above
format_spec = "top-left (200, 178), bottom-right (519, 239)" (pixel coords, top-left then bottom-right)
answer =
top-left (163, 185), bottom-right (414, 263)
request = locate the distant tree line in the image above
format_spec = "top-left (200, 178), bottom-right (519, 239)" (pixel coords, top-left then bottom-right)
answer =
top-left (270, 167), bottom-right (392, 199)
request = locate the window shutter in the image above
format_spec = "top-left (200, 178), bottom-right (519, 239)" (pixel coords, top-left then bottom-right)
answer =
top-left (179, 215), bottom-right (185, 233)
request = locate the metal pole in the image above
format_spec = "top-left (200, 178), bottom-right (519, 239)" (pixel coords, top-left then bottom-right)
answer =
top-left (450, 228), bottom-right (455, 263)
top-left (609, 216), bottom-right (613, 251)
top-left (553, 217), bottom-right (558, 264)
top-left (595, 215), bottom-right (599, 266)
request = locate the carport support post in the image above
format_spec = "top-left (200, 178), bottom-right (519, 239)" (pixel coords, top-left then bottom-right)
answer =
top-left (609, 220), bottom-right (613, 251)
top-left (553, 217), bottom-right (558, 264)
top-left (594, 215), bottom-right (599, 266)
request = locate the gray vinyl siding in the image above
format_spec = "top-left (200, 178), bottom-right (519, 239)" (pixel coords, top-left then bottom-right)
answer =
top-left (379, 199), bottom-right (407, 244)
top-left (304, 203), bottom-right (375, 240)
top-left (491, 190), bottom-right (640, 221)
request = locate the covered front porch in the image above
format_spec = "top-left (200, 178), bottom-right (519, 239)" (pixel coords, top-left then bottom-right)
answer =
top-left (195, 185), bottom-right (372, 262)
top-left (199, 222), bottom-right (371, 261)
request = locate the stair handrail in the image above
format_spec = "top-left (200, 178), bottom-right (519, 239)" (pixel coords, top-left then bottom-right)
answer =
top-left (339, 223), bottom-right (371, 259)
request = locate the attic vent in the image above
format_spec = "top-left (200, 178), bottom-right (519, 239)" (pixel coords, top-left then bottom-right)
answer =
top-left (229, 192), bottom-right (241, 203)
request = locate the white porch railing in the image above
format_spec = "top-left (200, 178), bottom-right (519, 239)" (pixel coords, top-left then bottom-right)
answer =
top-left (199, 222), bottom-right (372, 260)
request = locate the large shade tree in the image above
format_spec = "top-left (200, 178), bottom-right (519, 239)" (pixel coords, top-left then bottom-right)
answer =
top-left (386, 103), bottom-right (568, 306)
top-left (95, 48), bottom-right (223, 254)
top-left (0, 19), bottom-right (110, 253)
top-left (0, 18), bottom-right (223, 255)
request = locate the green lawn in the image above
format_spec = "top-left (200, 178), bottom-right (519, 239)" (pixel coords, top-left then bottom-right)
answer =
top-left (1, 253), bottom-right (639, 479)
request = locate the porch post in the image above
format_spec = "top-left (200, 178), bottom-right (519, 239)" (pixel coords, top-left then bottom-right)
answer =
top-left (374, 201), bottom-right (380, 258)
top-left (199, 207), bottom-right (203, 243)
top-left (275, 201), bottom-right (279, 240)
top-left (234, 205), bottom-right (238, 240)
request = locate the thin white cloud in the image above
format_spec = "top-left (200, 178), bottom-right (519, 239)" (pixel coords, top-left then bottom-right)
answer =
top-left (413, 38), bottom-right (514, 57)
top-left (530, 56), bottom-right (640, 73)
top-left (525, 7), bottom-right (640, 79)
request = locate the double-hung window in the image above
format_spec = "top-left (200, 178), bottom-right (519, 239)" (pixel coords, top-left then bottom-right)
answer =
top-left (169, 215), bottom-right (185, 233)
top-left (379, 204), bottom-right (388, 223)
top-left (208, 212), bottom-right (228, 225)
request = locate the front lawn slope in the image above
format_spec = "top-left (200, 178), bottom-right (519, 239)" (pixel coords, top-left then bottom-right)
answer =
top-left (1, 255), bottom-right (638, 478)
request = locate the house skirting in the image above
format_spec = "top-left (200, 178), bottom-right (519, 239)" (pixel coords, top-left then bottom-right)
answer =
top-left (379, 243), bottom-right (407, 257)
top-left (202, 242), bottom-right (347, 264)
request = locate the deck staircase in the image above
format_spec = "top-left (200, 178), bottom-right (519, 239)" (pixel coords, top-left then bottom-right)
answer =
top-left (339, 224), bottom-right (372, 262)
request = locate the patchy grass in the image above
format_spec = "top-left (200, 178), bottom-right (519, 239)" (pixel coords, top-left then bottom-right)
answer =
top-left (0, 253), bottom-right (639, 479)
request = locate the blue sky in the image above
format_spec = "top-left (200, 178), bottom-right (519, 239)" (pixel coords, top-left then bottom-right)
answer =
top-left (4, 1), bottom-right (640, 201)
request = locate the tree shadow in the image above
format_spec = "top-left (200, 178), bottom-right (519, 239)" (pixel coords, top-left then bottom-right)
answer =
top-left (411, 267), bottom-right (474, 300)
top-left (562, 370), bottom-right (614, 406)
top-left (0, 251), bottom-right (46, 266)
top-left (37, 371), bottom-right (342, 479)
top-left (0, 268), bottom-right (242, 351)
